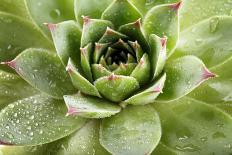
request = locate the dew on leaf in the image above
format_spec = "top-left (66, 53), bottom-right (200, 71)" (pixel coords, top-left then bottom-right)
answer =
top-left (209, 17), bottom-right (219, 33)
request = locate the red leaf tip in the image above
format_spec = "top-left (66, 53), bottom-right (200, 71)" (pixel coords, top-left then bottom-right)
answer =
top-left (0, 140), bottom-right (13, 145)
top-left (1, 61), bottom-right (16, 69)
top-left (44, 23), bottom-right (56, 31)
top-left (108, 73), bottom-right (117, 81)
top-left (66, 106), bottom-right (78, 116)
top-left (161, 36), bottom-right (167, 48)
top-left (153, 85), bottom-right (163, 93)
top-left (202, 67), bottom-right (217, 80)
top-left (170, 1), bottom-right (182, 11)
top-left (82, 16), bottom-right (91, 25)
top-left (134, 18), bottom-right (142, 28)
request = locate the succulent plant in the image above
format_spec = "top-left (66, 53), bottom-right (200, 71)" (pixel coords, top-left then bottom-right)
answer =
top-left (1, 0), bottom-right (232, 154)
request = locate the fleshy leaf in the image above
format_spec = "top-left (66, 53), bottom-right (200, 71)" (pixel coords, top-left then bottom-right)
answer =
top-left (157, 56), bottom-right (216, 101)
top-left (180, 0), bottom-right (232, 30)
top-left (154, 97), bottom-right (232, 155)
top-left (66, 59), bottom-right (101, 97)
top-left (0, 0), bottom-right (30, 19)
top-left (0, 94), bottom-right (86, 145)
top-left (81, 17), bottom-right (113, 47)
top-left (149, 34), bottom-right (167, 79)
top-left (26, 0), bottom-right (75, 36)
top-left (130, 53), bottom-right (151, 85)
top-left (0, 70), bottom-right (38, 110)
top-left (99, 27), bottom-right (128, 43)
top-left (80, 43), bottom-right (93, 82)
top-left (64, 93), bottom-right (121, 118)
top-left (48, 120), bottom-right (110, 155)
top-left (113, 63), bottom-right (137, 76)
top-left (47, 21), bottom-right (82, 67)
top-left (74, 0), bottom-right (112, 26)
top-left (121, 73), bottom-right (166, 107)
top-left (128, 41), bottom-right (144, 61)
top-left (175, 16), bottom-right (232, 68)
top-left (3, 48), bottom-right (76, 99)
top-left (92, 64), bottom-right (111, 80)
top-left (100, 105), bottom-right (161, 155)
top-left (95, 74), bottom-right (139, 102)
top-left (101, 0), bottom-right (142, 29)
top-left (0, 145), bottom-right (47, 155)
top-left (93, 43), bottom-right (109, 63)
top-left (0, 12), bottom-right (53, 72)
top-left (143, 1), bottom-right (181, 55)
top-left (119, 19), bottom-right (150, 51)
top-left (188, 54), bottom-right (232, 105)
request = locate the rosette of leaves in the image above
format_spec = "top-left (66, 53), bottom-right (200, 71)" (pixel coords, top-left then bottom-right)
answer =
top-left (0, 0), bottom-right (232, 154)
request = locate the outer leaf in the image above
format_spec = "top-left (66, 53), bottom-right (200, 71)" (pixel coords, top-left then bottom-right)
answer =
top-left (3, 49), bottom-right (76, 99)
top-left (153, 97), bottom-right (232, 155)
top-left (121, 73), bottom-right (166, 107)
top-left (95, 75), bottom-right (140, 102)
top-left (0, 94), bottom-right (86, 145)
top-left (175, 16), bottom-right (232, 68)
top-left (48, 21), bottom-right (82, 67)
top-left (157, 56), bottom-right (216, 101)
top-left (0, 70), bottom-right (38, 110)
top-left (66, 59), bottom-right (101, 97)
top-left (149, 34), bottom-right (167, 79)
top-left (101, 0), bottom-right (142, 29)
top-left (189, 54), bottom-right (232, 105)
top-left (0, 12), bottom-right (53, 68)
top-left (74, 0), bottom-right (112, 26)
top-left (0, 0), bottom-right (30, 19)
top-left (26, 0), bottom-right (75, 35)
top-left (64, 93), bottom-right (121, 118)
top-left (143, 2), bottom-right (181, 55)
top-left (180, 0), bottom-right (232, 30)
top-left (0, 145), bottom-right (47, 155)
top-left (47, 120), bottom-right (110, 155)
top-left (81, 17), bottom-right (113, 47)
top-left (100, 105), bottom-right (161, 155)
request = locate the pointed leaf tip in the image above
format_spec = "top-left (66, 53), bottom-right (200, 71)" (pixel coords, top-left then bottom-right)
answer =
top-left (202, 67), bottom-right (217, 80)
top-left (134, 18), bottom-right (142, 28)
top-left (153, 85), bottom-right (163, 93)
top-left (66, 105), bottom-right (78, 116)
top-left (161, 36), bottom-right (167, 48)
top-left (82, 16), bottom-right (91, 25)
top-left (1, 61), bottom-right (16, 69)
top-left (108, 73), bottom-right (117, 81)
top-left (170, 1), bottom-right (183, 11)
top-left (44, 23), bottom-right (57, 31)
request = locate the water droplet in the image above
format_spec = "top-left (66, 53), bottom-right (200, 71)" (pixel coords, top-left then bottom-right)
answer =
top-left (212, 131), bottom-right (226, 139)
top-left (175, 144), bottom-right (200, 152)
top-left (50, 9), bottom-right (61, 19)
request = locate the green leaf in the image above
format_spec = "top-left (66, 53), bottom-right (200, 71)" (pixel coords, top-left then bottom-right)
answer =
top-left (80, 43), bottom-right (93, 82)
top-left (95, 74), bottom-right (140, 102)
top-left (113, 63), bottom-right (137, 76)
top-left (100, 105), bottom-right (161, 155)
top-left (121, 73), bottom-right (166, 107)
top-left (0, 145), bottom-right (47, 155)
top-left (0, 12), bottom-right (53, 66)
top-left (130, 53), bottom-right (151, 85)
top-left (0, 0), bottom-right (30, 19)
top-left (47, 120), bottom-right (110, 155)
top-left (157, 56), bottom-right (216, 102)
top-left (4, 48), bottom-right (76, 99)
top-left (64, 93), bottom-right (121, 118)
top-left (128, 41), bottom-right (144, 61)
top-left (0, 94), bottom-right (86, 145)
top-left (180, 0), bottom-right (232, 30)
top-left (81, 17), bottom-right (113, 47)
top-left (101, 0), bottom-right (142, 29)
top-left (99, 27), bottom-right (128, 44)
top-left (188, 54), bottom-right (232, 105)
top-left (143, 2), bottom-right (181, 55)
top-left (174, 16), bottom-right (232, 68)
top-left (92, 64), bottom-right (111, 80)
top-left (48, 21), bottom-right (82, 67)
top-left (74, 0), bottom-right (112, 26)
top-left (119, 19), bottom-right (150, 51)
top-left (66, 59), bottom-right (101, 98)
top-left (0, 70), bottom-right (38, 110)
top-left (26, 0), bottom-right (75, 36)
top-left (149, 34), bottom-right (167, 79)
top-left (153, 97), bottom-right (232, 154)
